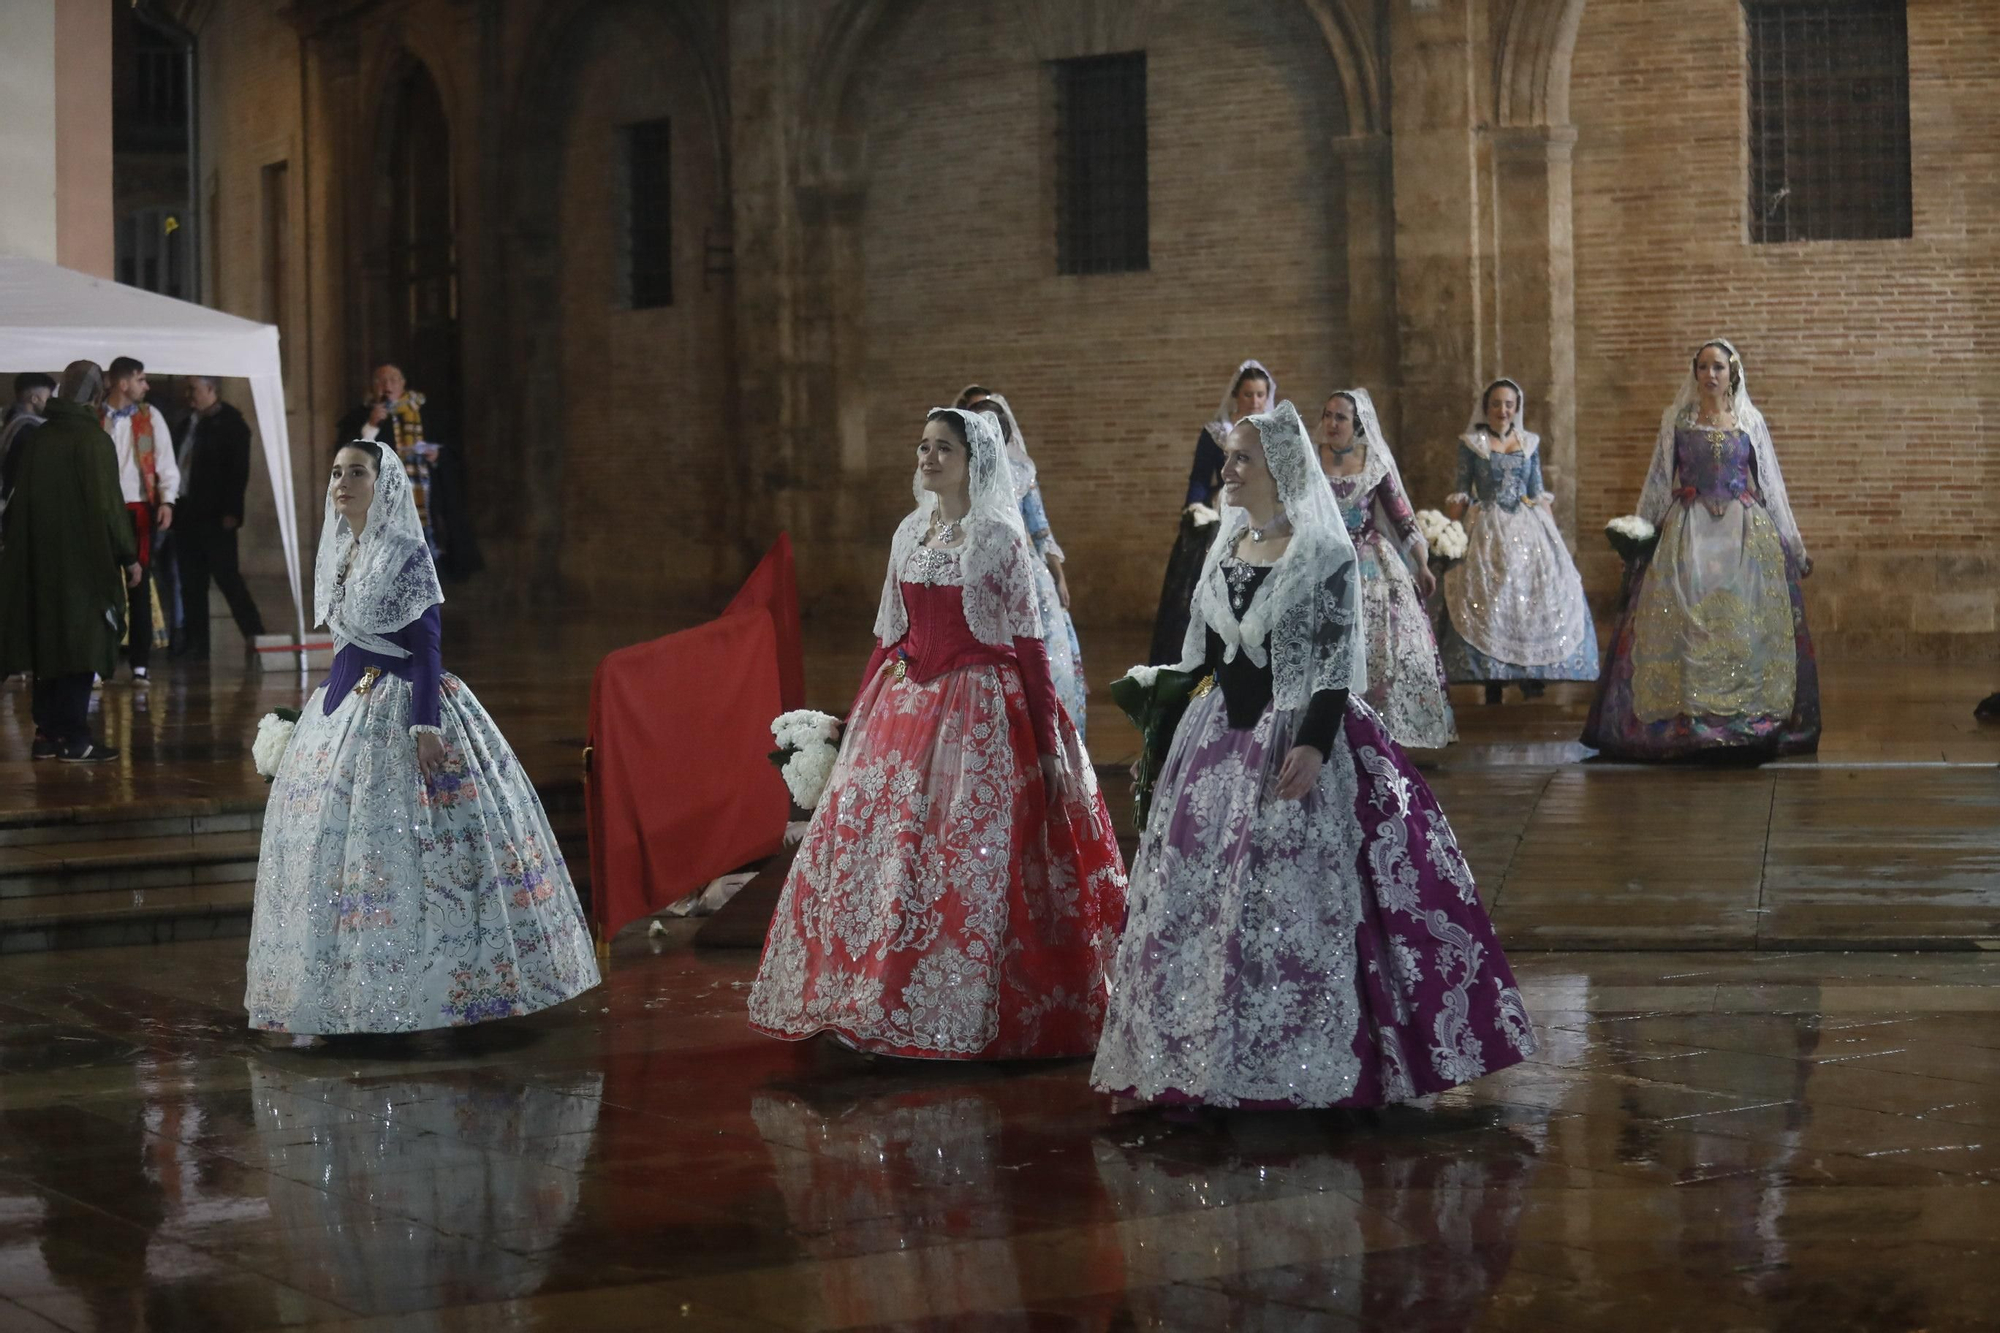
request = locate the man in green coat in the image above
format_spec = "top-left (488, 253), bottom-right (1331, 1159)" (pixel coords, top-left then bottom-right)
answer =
top-left (0, 361), bottom-right (141, 761)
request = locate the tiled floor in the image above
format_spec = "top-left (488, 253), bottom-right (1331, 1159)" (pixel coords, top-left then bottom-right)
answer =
top-left (5, 619), bottom-right (2000, 1326)
top-left (2, 939), bottom-right (1999, 1330)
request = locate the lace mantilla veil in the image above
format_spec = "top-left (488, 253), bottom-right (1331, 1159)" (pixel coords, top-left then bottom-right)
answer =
top-left (1205, 359), bottom-right (1278, 447)
top-left (1179, 400), bottom-right (1367, 707)
top-left (873, 407), bottom-right (1044, 650)
top-left (314, 440), bottom-right (444, 658)
top-left (1636, 337), bottom-right (1806, 561)
top-left (1336, 387), bottom-right (1421, 555)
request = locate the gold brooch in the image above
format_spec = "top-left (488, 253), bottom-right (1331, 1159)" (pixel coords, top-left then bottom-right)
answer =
top-left (1191, 675), bottom-right (1217, 698)
top-left (891, 659), bottom-right (908, 681)
top-left (355, 666), bottom-right (382, 695)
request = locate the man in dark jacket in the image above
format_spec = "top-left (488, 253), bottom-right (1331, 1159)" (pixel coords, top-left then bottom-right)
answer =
top-left (0, 362), bottom-right (141, 761)
top-left (174, 376), bottom-right (265, 659)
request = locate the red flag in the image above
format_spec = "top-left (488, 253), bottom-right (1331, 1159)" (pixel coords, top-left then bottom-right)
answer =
top-left (584, 536), bottom-right (804, 942)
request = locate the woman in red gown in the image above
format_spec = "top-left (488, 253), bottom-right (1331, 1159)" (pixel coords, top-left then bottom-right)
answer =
top-left (750, 407), bottom-right (1125, 1059)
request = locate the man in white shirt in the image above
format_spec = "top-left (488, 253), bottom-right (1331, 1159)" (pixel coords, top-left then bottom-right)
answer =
top-left (101, 357), bottom-right (179, 682)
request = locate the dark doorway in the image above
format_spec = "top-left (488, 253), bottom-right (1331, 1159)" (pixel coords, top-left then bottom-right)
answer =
top-left (367, 62), bottom-right (461, 444)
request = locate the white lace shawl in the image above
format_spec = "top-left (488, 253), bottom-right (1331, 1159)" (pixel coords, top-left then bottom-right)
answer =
top-left (976, 392), bottom-right (1065, 564)
top-left (314, 439), bottom-right (443, 657)
top-left (1178, 400), bottom-right (1367, 708)
top-left (1636, 337), bottom-right (1806, 562)
top-left (872, 407), bottom-right (1044, 650)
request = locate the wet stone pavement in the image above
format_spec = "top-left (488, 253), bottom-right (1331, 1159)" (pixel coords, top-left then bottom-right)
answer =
top-left (0, 935), bottom-right (1997, 1331)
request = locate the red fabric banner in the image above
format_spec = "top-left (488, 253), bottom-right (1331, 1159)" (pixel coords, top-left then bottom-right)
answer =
top-left (584, 536), bottom-right (804, 943)
top-left (723, 531), bottom-right (805, 711)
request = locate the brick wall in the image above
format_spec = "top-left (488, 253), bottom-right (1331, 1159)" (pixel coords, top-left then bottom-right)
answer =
top-left (1570, 0), bottom-right (2000, 655)
top-left (845, 0), bottom-right (1354, 627)
top-left (552, 16), bottom-right (736, 607)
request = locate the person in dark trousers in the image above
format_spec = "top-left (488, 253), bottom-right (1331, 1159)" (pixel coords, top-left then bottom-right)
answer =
top-left (173, 376), bottom-right (265, 659)
top-left (0, 362), bottom-right (141, 761)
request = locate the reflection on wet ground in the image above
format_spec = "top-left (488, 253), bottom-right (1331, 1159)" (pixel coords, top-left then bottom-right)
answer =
top-left (2, 937), bottom-right (1998, 1330)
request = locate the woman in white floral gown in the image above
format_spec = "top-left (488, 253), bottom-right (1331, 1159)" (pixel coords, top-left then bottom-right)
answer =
top-left (1091, 401), bottom-right (1534, 1109)
top-left (749, 408), bottom-right (1125, 1060)
top-left (245, 441), bottom-right (599, 1036)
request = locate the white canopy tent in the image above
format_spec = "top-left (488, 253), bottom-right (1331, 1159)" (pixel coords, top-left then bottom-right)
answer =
top-left (0, 255), bottom-right (306, 645)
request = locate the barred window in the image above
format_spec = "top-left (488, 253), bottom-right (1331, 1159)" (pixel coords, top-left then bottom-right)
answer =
top-left (1054, 53), bottom-right (1148, 275)
top-left (623, 118), bottom-right (673, 308)
top-left (1746, 0), bottom-right (1912, 243)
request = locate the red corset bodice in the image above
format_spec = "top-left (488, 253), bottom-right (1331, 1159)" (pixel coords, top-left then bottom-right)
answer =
top-left (859, 582), bottom-right (1059, 754)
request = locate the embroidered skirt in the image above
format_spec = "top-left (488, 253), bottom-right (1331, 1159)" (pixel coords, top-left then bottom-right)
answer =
top-left (749, 661), bottom-right (1126, 1059)
top-left (1091, 691), bottom-right (1536, 1108)
top-left (245, 673), bottom-right (600, 1033)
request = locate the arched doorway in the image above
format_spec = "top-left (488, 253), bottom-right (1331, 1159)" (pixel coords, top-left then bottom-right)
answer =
top-left (366, 60), bottom-right (461, 448)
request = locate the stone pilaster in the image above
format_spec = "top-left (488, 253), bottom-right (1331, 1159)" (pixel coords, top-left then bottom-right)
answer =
top-left (1489, 123), bottom-right (1579, 544)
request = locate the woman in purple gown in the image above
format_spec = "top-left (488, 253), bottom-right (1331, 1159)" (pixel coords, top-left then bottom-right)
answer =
top-left (1091, 401), bottom-right (1536, 1110)
top-left (1583, 339), bottom-right (1819, 760)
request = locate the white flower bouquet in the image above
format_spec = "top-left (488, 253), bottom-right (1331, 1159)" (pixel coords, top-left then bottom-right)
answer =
top-left (1605, 514), bottom-right (1658, 564)
top-left (252, 708), bottom-right (300, 782)
top-left (769, 709), bottom-right (841, 813)
top-left (1415, 509), bottom-right (1468, 563)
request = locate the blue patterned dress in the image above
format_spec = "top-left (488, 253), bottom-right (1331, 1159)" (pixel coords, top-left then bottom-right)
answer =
top-left (1436, 437), bottom-right (1598, 683)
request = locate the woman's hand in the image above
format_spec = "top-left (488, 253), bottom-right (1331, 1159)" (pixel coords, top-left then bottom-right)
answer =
top-left (1039, 752), bottom-right (1072, 807)
top-left (1275, 745), bottom-right (1323, 801)
top-left (1799, 556), bottom-right (1813, 579)
top-left (1415, 560), bottom-right (1438, 601)
top-left (416, 731), bottom-right (447, 777)
top-left (1049, 556), bottom-right (1072, 611)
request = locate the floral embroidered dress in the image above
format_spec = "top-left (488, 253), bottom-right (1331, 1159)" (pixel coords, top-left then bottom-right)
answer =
top-left (1584, 397), bottom-right (1819, 759)
top-left (1092, 402), bottom-right (1535, 1109)
top-left (245, 451), bottom-right (599, 1033)
top-left (1326, 400), bottom-right (1455, 748)
top-left (1437, 430), bottom-right (1599, 684)
top-left (749, 408), bottom-right (1125, 1060)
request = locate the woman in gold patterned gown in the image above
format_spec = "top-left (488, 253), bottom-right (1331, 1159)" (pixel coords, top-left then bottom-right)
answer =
top-left (1582, 339), bottom-right (1819, 760)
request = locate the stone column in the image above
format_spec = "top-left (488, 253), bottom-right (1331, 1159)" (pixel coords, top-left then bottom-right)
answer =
top-left (1330, 133), bottom-right (1401, 444)
top-left (1386, 0), bottom-right (1484, 507)
top-left (1490, 124), bottom-right (1579, 546)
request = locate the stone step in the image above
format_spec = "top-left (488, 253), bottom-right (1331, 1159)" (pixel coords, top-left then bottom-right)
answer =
top-left (0, 796), bottom-right (592, 953)
top-left (0, 832), bottom-right (263, 898)
top-left (0, 880), bottom-right (256, 954)
top-left (0, 802), bottom-right (267, 849)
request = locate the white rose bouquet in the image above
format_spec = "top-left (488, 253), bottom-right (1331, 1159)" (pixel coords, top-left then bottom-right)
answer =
top-left (1415, 509), bottom-right (1469, 564)
top-left (1605, 514), bottom-right (1658, 564)
top-left (252, 708), bottom-right (300, 782)
top-left (769, 709), bottom-right (842, 814)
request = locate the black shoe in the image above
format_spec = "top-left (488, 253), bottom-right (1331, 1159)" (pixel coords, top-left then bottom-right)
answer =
top-left (1484, 684), bottom-right (1504, 706)
top-left (58, 739), bottom-right (119, 763)
top-left (1520, 681), bottom-right (1547, 700)
top-left (31, 734), bottom-right (58, 761)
